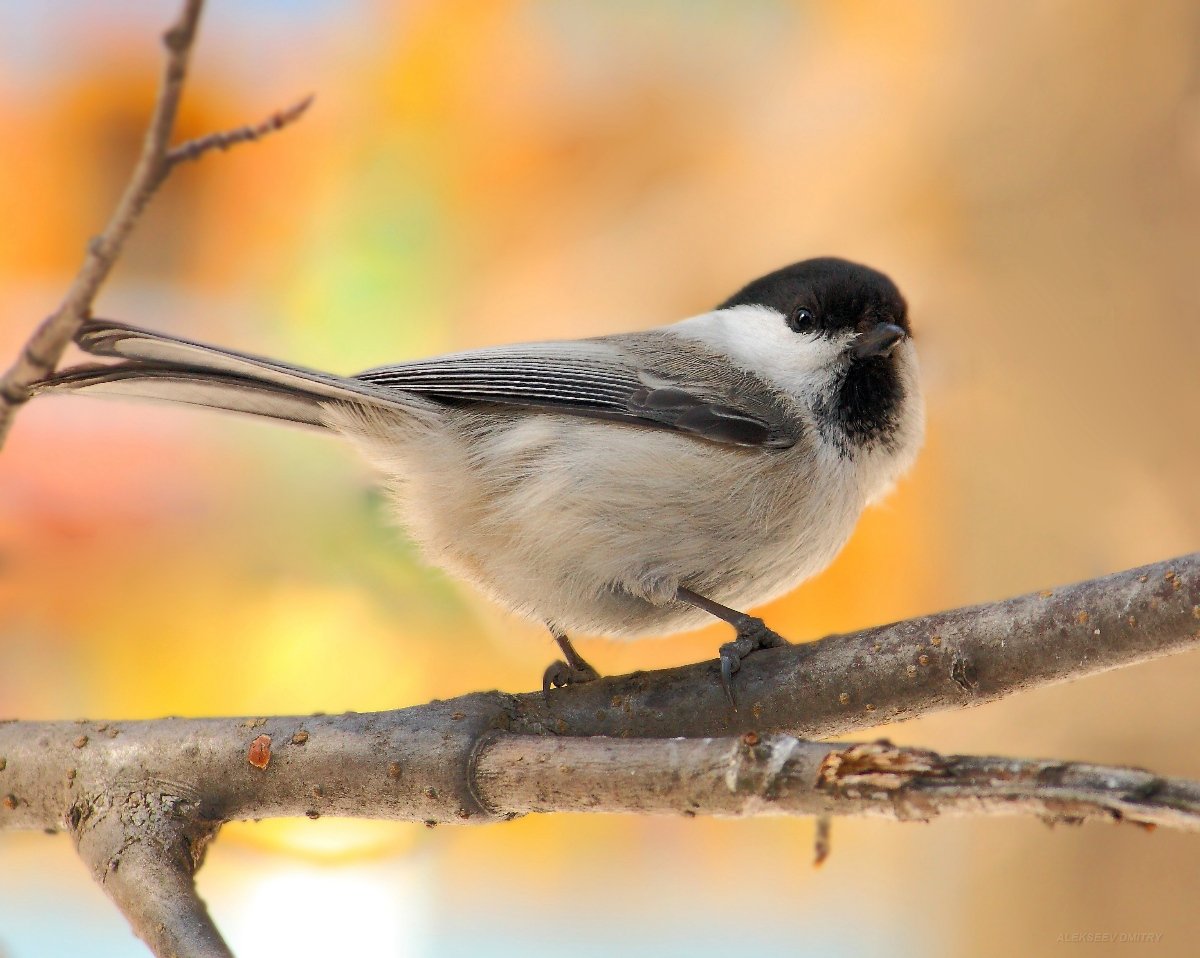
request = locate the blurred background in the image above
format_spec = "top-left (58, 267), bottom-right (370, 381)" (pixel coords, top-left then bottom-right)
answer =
top-left (2, 1), bottom-right (1200, 955)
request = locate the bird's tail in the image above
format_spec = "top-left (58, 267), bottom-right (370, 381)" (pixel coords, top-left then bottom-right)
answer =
top-left (32, 319), bottom-right (434, 428)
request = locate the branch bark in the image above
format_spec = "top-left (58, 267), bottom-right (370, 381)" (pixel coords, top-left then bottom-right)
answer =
top-left (3, 724), bottom-right (1197, 835)
top-left (478, 735), bottom-right (1200, 830)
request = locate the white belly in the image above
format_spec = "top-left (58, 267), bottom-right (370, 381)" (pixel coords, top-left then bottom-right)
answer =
top-left (355, 410), bottom-right (870, 638)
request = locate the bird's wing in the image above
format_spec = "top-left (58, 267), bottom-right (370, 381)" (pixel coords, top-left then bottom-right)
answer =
top-left (356, 331), bottom-right (801, 449)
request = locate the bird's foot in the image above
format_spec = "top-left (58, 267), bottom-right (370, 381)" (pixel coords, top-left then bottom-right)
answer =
top-left (543, 629), bottom-right (600, 698)
top-left (542, 659), bottom-right (600, 698)
top-left (718, 616), bottom-right (789, 709)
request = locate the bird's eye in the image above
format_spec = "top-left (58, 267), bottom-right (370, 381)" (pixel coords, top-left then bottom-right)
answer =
top-left (788, 307), bottom-right (815, 332)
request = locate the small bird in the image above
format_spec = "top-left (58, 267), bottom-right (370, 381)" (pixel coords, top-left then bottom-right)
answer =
top-left (35, 257), bottom-right (924, 705)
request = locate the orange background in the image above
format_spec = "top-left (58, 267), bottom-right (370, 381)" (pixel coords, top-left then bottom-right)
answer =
top-left (2, 2), bottom-right (1199, 956)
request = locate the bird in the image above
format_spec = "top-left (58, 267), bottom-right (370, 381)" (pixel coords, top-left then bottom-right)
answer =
top-left (34, 256), bottom-right (924, 706)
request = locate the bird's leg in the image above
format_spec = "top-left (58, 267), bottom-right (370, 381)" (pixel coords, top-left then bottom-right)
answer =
top-left (674, 586), bottom-right (790, 708)
top-left (542, 628), bottom-right (600, 697)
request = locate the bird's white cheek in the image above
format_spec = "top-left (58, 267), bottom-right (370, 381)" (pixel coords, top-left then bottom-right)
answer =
top-left (668, 305), bottom-right (849, 396)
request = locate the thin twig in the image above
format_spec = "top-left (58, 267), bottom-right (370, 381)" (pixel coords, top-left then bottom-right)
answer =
top-left (165, 94), bottom-right (314, 167)
top-left (0, 1), bottom-right (312, 449)
top-left (813, 814), bottom-right (832, 866)
top-left (0, 0), bottom-right (204, 444)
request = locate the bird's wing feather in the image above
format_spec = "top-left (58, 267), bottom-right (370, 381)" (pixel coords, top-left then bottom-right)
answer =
top-left (56, 319), bottom-right (801, 448)
top-left (357, 331), bottom-right (801, 449)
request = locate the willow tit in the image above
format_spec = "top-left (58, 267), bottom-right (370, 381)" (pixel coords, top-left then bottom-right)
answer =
top-left (35, 257), bottom-right (923, 705)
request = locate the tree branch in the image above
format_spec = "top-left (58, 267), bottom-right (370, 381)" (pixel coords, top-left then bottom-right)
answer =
top-left (79, 828), bottom-right (230, 958)
top-left (477, 735), bottom-right (1200, 830)
top-left (0, 0), bottom-right (310, 449)
top-left (3, 722), bottom-right (1199, 955)
top-left (165, 95), bottom-right (314, 167)
top-left (4, 723), bottom-right (1197, 834)
top-left (494, 551), bottom-right (1200, 740)
top-left (0, 0), bottom-right (203, 441)
top-left (0, 551), bottom-right (1194, 954)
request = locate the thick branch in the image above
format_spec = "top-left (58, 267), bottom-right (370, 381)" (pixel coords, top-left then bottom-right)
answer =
top-left (499, 552), bottom-right (1200, 739)
top-left (80, 833), bottom-right (231, 958)
top-left (3, 549), bottom-right (1200, 838)
top-left (3, 719), bottom-right (1197, 836)
top-left (14, 720), bottom-right (1197, 957)
top-left (0, 556), bottom-right (1196, 825)
top-left (3, 553), bottom-right (1197, 956)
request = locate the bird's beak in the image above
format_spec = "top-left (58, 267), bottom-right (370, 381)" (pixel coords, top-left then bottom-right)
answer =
top-left (852, 322), bottom-right (906, 359)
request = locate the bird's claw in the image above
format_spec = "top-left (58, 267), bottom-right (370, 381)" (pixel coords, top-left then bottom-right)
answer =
top-left (718, 617), bottom-right (789, 709)
top-left (542, 659), bottom-right (600, 698)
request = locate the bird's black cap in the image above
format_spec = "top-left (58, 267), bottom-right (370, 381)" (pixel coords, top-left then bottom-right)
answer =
top-left (718, 257), bottom-right (908, 338)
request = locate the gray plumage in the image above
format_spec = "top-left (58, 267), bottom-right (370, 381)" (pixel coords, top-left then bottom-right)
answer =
top-left (34, 258), bottom-right (925, 642)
